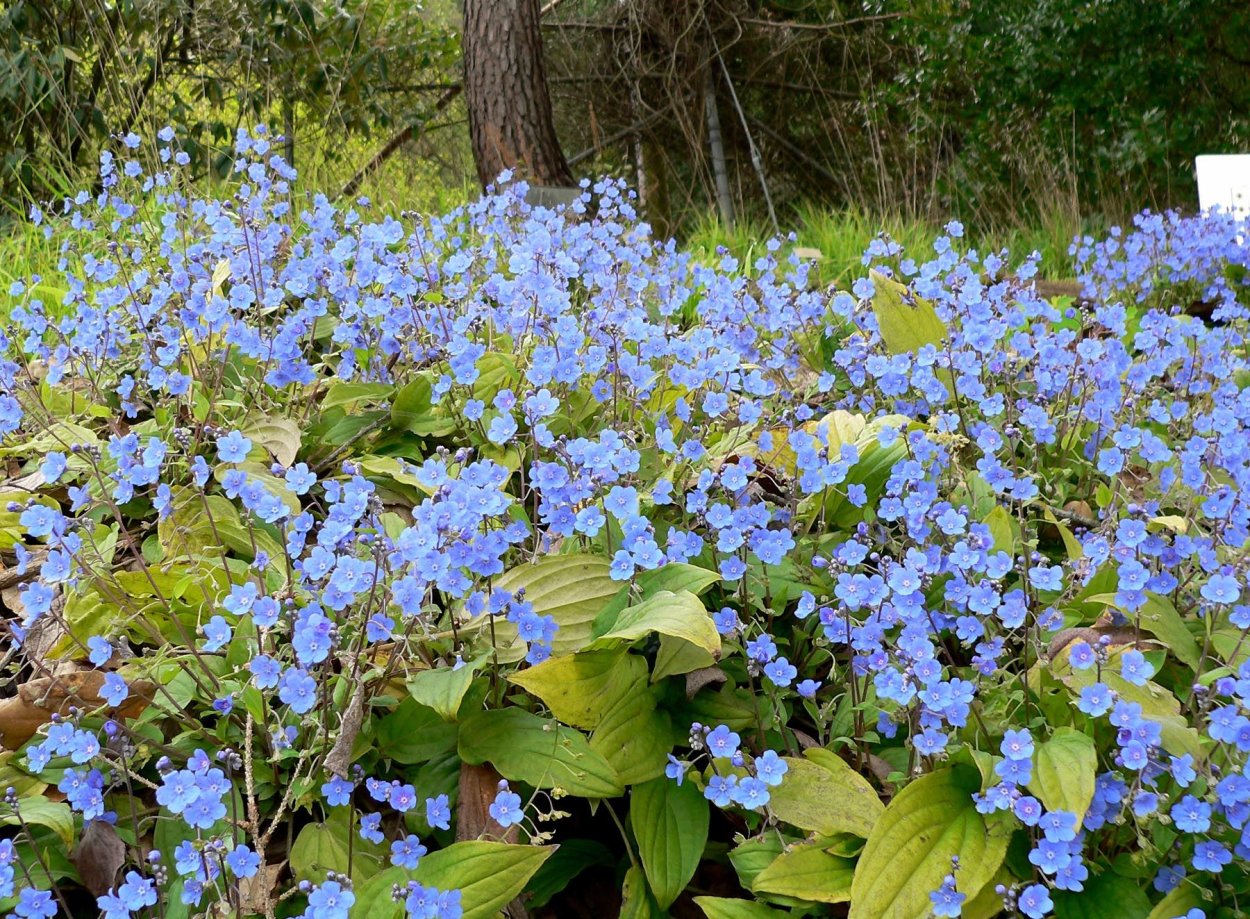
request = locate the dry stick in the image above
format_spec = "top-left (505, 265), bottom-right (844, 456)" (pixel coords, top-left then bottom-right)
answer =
top-left (336, 85), bottom-right (463, 201)
top-left (714, 49), bottom-right (778, 234)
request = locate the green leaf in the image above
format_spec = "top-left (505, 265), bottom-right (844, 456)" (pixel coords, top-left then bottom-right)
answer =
top-left (458, 708), bottom-right (623, 798)
top-left (620, 863), bottom-right (665, 919)
top-left (392, 375), bottom-right (457, 436)
top-left (419, 842), bottom-right (554, 919)
top-left (289, 809), bottom-right (385, 884)
top-left (1028, 727), bottom-right (1097, 824)
top-left (1052, 870), bottom-right (1152, 919)
top-left (244, 416), bottom-right (302, 466)
top-left (321, 381), bottom-right (396, 411)
top-left (695, 896), bottom-right (790, 919)
top-left (849, 766), bottom-right (1010, 919)
top-left (1145, 883), bottom-right (1207, 919)
top-left (751, 844), bottom-right (855, 904)
top-left (590, 685), bottom-right (674, 785)
top-left (376, 698), bottom-right (459, 764)
top-left (507, 650), bottom-right (645, 729)
top-left (355, 842), bottom-right (556, 919)
top-left (589, 590), bottom-right (720, 656)
top-left (1048, 645), bottom-right (1202, 759)
top-left (1084, 591), bottom-right (1200, 669)
top-left (868, 269), bottom-right (947, 355)
top-left (630, 776), bottom-right (709, 908)
top-left (406, 657), bottom-right (485, 721)
top-left (593, 563), bottom-right (722, 637)
top-left (729, 835), bottom-right (786, 889)
top-left (1137, 593), bottom-right (1201, 670)
top-left (983, 505), bottom-right (1017, 556)
top-left (767, 750), bottom-right (884, 839)
top-left (470, 555), bottom-right (620, 660)
top-left (0, 798), bottom-right (73, 846)
top-left (653, 634), bottom-right (717, 682)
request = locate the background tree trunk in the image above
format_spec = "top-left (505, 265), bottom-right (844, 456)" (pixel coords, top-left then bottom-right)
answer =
top-left (463, 0), bottom-right (573, 189)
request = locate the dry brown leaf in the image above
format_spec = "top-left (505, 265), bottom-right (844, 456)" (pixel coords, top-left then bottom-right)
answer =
top-left (72, 819), bottom-right (126, 897)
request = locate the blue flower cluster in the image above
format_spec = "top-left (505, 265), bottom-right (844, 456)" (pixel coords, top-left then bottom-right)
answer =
top-left (1, 124), bottom-right (1249, 918)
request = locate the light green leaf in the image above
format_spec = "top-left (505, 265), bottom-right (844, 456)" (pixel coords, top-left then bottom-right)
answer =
top-left (289, 809), bottom-right (385, 884)
top-left (244, 416), bottom-right (302, 466)
top-left (1029, 727), bottom-right (1097, 823)
top-left (590, 686), bottom-right (674, 785)
top-left (418, 842), bottom-right (555, 919)
top-left (589, 590), bottom-right (720, 656)
top-left (849, 766), bottom-right (1010, 919)
top-left (406, 657), bottom-right (485, 721)
top-left (631, 776), bottom-right (709, 908)
top-left (620, 863), bottom-right (665, 919)
top-left (767, 751), bottom-right (884, 839)
top-left (728, 835), bottom-right (786, 889)
top-left (1145, 882), bottom-right (1207, 919)
top-left (470, 555), bottom-right (620, 660)
top-left (355, 842), bottom-right (556, 919)
top-left (458, 708), bottom-right (623, 798)
top-left (751, 844), bottom-right (855, 904)
top-left (0, 798), bottom-right (73, 846)
top-left (592, 563), bottom-right (722, 638)
top-left (868, 269), bottom-right (947, 355)
top-left (507, 650), bottom-right (645, 729)
top-left (695, 896), bottom-right (790, 919)
top-left (1048, 646), bottom-right (1202, 759)
top-left (321, 381), bottom-right (396, 411)
top-left (983, 505), bottom-right (1017, 556)
top-left (653, 635), bottom-right (717, 682)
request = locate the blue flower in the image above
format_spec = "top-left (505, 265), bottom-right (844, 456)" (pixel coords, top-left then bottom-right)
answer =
top-left (755, 750), bottom-right (788, 786)
top-left (216, 430), bottom-right (253, 463)
top-left (1018, 882), bottom-right (1053, 918)
top-left (705, 725), bottom-right (740, 758)
top-left (489, 784), bottom-right (524, 828)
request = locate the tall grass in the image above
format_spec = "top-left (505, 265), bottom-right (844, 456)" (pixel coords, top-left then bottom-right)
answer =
top-left (684, 202), bottom-right (1106, 286)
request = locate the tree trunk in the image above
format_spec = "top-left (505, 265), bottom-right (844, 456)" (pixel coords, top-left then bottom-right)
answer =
top-left (463, 0), bottom-right (573, 189)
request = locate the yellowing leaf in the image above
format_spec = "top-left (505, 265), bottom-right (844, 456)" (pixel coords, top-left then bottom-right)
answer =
top-left (695, 897), bottom-right (789, 919)
top-left (244, 416), bottom-right (302, 466)
top-left (470, 555), bottom-right (620, 660)
top-left (868, 270), bottom-right (947, 355)
top-left (751, 844), bottom-right (855, 904)
top-left (1028, 727), bottom-right (1097, 823)
top-left (507, 650), bottom-right (646, 729)
top-left (849, 766), bottom-right (1009, 919)
top-left (767, 751), bottom-right (883, 839)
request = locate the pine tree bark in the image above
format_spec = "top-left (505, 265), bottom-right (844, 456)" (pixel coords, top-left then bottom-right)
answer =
top-left (463, 0), bottom-right (573, 189)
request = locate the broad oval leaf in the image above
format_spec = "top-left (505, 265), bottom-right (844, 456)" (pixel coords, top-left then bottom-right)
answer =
top-left (868, 269), bottom-right (947, 355)
top-left (590, 686), bottom-right (674, 785)
top-left (244, 416), bottom-right (302, 466)
top-left (353, 842), bottom-right (555, 919)
top-left (767, 751), bottom-right (884, 839)
top-left (589, 590), bottom-right (720, 656)
top-left (1051, 869), bottom-right (1151, 919)
top-left (507, 649), bottom-right (646, 729)
top-left (630, 776), bottom-right (709, 908)
top-left (458, 707), bottom-right (623, 798)
top-left (750, 844), bottom-right (855, 904)
top-left (469, 554), bottom-right (620, 660)
top-left (1028, 727), bottom-right (1097, 824)
top-left (406, 656), bottom-right (485, 721)
top-left (849, 766), bottom-right (1009, 919)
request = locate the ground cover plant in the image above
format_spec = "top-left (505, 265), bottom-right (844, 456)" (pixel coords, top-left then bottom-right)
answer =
top-left (0, 128), bottom-right (1249, 919)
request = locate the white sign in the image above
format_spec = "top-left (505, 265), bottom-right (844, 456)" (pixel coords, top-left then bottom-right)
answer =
top-left (1196, 154), bottom-right (1250, 218)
